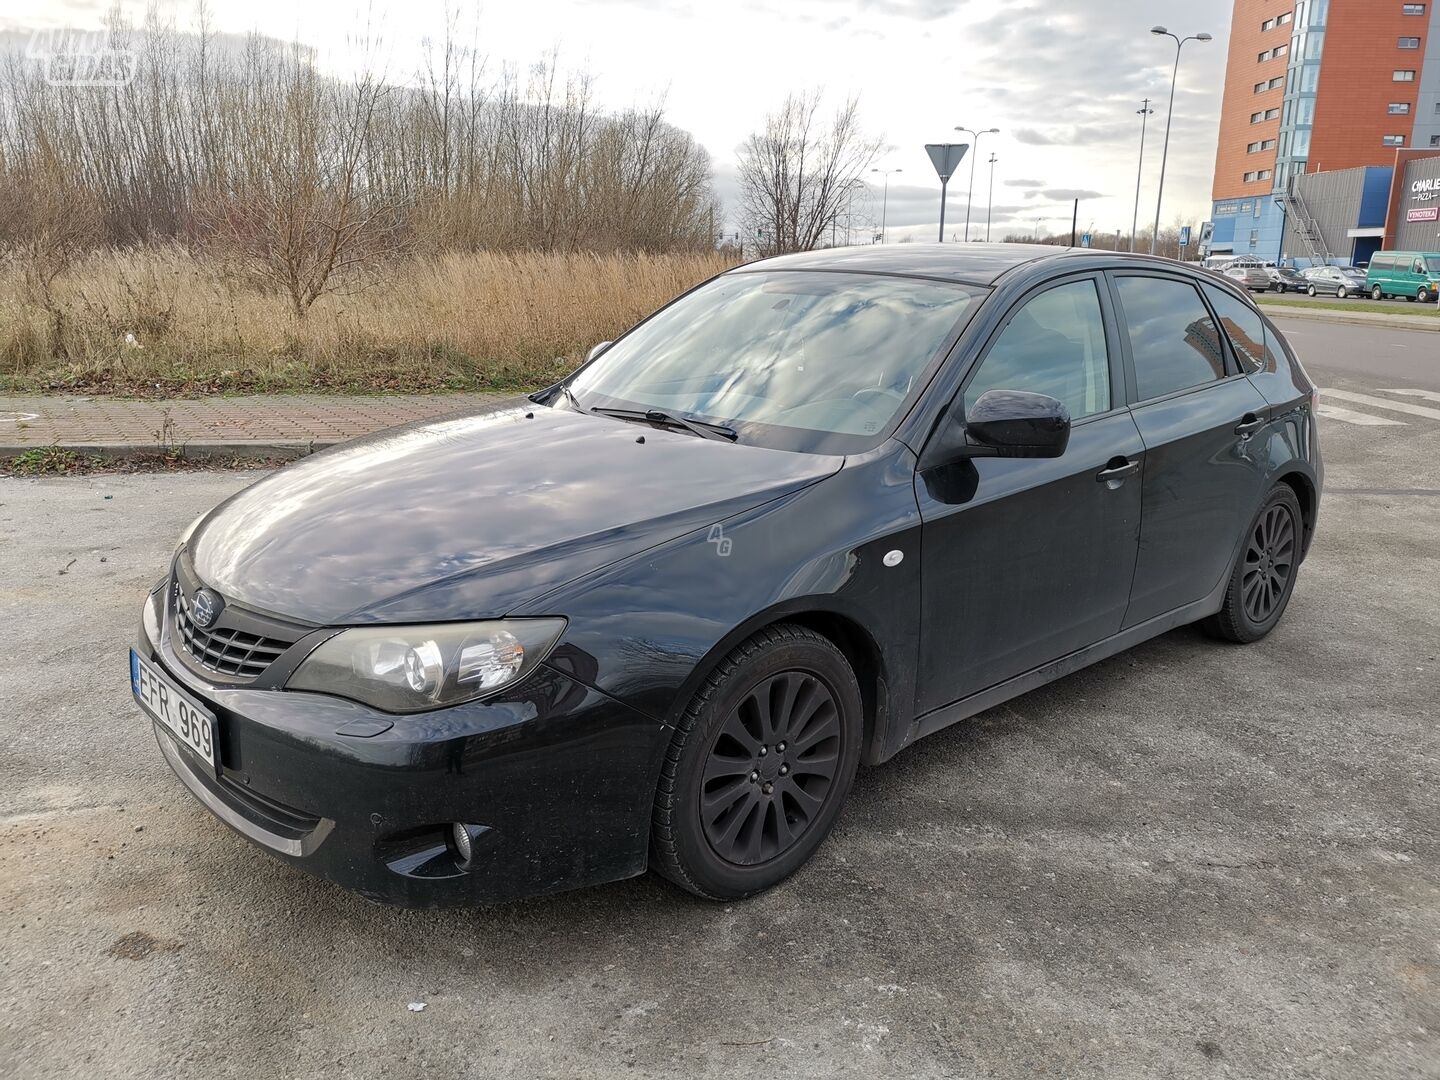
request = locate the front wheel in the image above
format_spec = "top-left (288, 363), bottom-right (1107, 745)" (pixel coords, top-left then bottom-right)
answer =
top-left (1307, 285), bottom-right (1317, 297)
top-left (1419, 287), bottom-right (1433, 304)
top-left (1203, 485), bottom-right (1304, 644)
top-left (1276, 284), bottom-right (1287, 294)
top-left (1336, 286), bottom-right (1348, 299)
top-left (651, 624), bottom-right (862, 899)
top-left (1372, 285), bottom-right (1384, 301)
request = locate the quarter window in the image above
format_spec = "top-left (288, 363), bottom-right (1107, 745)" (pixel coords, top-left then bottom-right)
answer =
top-left (964, 280), bottom-right (1112, 421)
top-left (1202, 285), bottom-right (1277, 374)
top-left (1115, 277), bottom-right (1227, 400)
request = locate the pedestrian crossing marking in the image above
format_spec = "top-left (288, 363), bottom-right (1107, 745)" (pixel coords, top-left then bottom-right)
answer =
top-left (1379, 389), bottom-right (1440, 405)
top-left (1316, 404), bottom-right (1405, 426)
top-left (1322, 389), bottom-right (1440, 423)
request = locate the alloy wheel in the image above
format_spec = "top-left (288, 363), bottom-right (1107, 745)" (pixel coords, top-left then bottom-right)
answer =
top-left (699, 671), bottom-right (842, 866)
top-left (1241, 503), bottom-right (1296, 624)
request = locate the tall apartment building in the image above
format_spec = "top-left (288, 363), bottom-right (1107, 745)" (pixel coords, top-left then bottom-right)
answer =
top-left (1207, 0), bottom-right (1440, 262)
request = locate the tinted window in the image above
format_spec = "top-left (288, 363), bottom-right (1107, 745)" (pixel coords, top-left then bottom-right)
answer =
top-left (1203, 285), bottom-right (1277, 373)
top-left (1115, 276), bottom-right (1226, 400)
top-left (964, 279), bottom-right (1111, 420)
top-left (1372, 255), bottom-right (1394, 271)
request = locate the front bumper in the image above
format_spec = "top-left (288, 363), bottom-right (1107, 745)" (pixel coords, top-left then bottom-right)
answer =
top-left (135, 585), bottom-right (661, 906)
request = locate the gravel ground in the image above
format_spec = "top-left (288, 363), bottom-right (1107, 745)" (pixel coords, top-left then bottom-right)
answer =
top-left (1, 369), bottom-right (1437, 1079)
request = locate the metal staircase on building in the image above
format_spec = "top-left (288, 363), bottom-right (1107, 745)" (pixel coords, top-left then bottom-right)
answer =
top-left (1275, 181), bottom-right (1334, 266)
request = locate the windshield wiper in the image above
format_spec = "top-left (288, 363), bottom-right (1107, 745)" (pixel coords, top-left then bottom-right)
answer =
top-left (589, 406), bottom-right (739, 443)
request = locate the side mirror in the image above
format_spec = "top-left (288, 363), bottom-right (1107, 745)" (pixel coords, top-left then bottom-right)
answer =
top-left (587, 341), bottom-right (613, 363)
top-left (962, 389), bottom-right (1071, 458)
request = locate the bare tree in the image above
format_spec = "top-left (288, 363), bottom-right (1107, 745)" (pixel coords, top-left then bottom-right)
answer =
top-left (736, 91), bottom-right (883, 255)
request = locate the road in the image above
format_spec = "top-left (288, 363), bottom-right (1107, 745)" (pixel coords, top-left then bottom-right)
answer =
top-left (2, 329), bottom-right (1438, 1079)
top-left (1272, 316), bottom-right (1440, 389)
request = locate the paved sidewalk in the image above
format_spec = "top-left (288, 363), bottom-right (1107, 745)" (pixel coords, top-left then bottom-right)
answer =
top-left (0, 393), bottom-right (509, 457)
top-left (1261, 303), bottom-right (1440, 332)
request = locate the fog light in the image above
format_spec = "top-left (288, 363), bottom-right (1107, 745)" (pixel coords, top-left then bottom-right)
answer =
top-left (452, 822), bottom-right (473, 864)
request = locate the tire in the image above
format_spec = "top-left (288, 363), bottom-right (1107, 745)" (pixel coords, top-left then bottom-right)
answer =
top-left (1276, 284), bottom-right (1286, 294)
top-left (1203, 485), bottom-right (1304, 644)
top-left (1336, 286), bottom-right (1348, 299)
top-left (1419, 287), bottom-right (1432, 304)
top-left (650, 624), bottom-right (862, 900)
top-left (1307, 285), bottom-right (1317, 297)
top-left (1372, 285), bottom-right (1384, 301)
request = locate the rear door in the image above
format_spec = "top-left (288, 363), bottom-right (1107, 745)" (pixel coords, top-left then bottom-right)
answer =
top-left (1108, 273), bottom-right (1271, 627)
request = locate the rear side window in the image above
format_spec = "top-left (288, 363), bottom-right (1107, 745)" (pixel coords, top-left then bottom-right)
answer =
top-left (1372, 255), bottom-right (1394, 271)
top-left (1114, 276), bottom-right (1227, 400)
top-left (1202, 285), bottom-right (1277, 374)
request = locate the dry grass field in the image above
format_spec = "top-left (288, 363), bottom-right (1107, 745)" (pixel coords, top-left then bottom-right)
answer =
top-left (0, 248), bottom-right (735, 396)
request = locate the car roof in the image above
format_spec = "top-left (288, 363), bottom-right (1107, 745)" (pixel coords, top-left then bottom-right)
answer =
top-left (732, 242), bottom-right (1187, 287)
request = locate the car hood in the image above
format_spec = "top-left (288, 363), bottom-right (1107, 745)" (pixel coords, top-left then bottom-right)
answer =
top-left (189, 400), bottom-right (842, 625)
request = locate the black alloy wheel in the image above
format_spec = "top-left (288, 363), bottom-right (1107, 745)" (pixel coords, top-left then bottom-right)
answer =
top-left (1241, 503), bottom-right (1296, 624)
top-left (699, 671), bottom-right (841, 866)
top-left (651, 624), bottom-right (862, 899)
top-left (1204, 484), bottom-right (1304, 644)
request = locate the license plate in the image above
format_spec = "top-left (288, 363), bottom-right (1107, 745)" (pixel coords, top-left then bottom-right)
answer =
top-left (130, 649), bottom-right (218, 772)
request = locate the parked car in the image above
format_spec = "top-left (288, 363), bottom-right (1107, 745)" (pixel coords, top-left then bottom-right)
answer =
top-left (131, 246), bottom-right (1322, 906)
top-left (1365, 251), bottom-right (1440, 303)
top-left (1268, 266), bottom-right (1309, 293)
top-left (1303, 265), bottom-right (1368, 298)
top-left (1223, 264), bottom-right (1271, 292)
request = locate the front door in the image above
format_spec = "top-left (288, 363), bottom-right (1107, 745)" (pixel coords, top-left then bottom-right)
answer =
top-left (914, 276), bottom-right (1144, 715)
top-left (1108, 273), bottom-right (1272, 626)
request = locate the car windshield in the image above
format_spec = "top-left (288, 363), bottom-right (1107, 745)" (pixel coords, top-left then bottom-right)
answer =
top-left (565, 270), bottom-right (983, 453)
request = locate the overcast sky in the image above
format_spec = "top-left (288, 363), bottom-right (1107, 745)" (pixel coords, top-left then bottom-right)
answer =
top-left (5, 0), bottom-right (1233, 243)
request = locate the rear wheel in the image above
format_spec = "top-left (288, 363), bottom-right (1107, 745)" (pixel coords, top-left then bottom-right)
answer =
top-left (1203, 485), bottom-right (1303, 644)
top-left (650, 624), bottom-right (862, 899)
top-left (1372, 285), bottom-right (1384, 301)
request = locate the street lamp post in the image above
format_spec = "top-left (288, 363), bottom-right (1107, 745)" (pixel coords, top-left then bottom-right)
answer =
top-left (986, 153), bottom-right (998, 242)
top-left (954, 125), bottom-right (999, 242)
top-left (1131, 97), bottom-right (1154, 252)
top-left (871, 167), bottom-right (902, 243)
top-left (1150, 26), bottom-right (1212, 255)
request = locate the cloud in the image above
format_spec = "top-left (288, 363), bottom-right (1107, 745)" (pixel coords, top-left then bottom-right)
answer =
top-left (1025, 188), bottom-right (1106, 202)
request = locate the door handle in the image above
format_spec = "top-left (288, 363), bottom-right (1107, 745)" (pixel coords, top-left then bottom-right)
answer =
top-left (1096, 458), bottom-right (1140, 484)
top-left (1234, 413), bottom-right (1266, 436)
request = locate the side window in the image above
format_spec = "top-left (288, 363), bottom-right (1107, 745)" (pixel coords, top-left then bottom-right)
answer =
top-left (1114, 276), bottom-right (1226, 400)
top-left (1203, 284), bottom-right (1277, 373)
top-left (1414, 259), bottom-right (1426, 274)
top-left (964, 279), bottom-right (1111, 420)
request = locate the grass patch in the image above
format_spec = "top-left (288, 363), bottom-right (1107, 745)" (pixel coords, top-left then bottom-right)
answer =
top-left (1258, 296), bottom-right (1440, 317)
top-left (1, 445), bottom-right (290, 477)
top-left (0, 248), bottom-right (735, 397)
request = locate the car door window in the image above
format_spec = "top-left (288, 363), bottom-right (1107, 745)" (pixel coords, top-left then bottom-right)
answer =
top-left (1114, 276), bottom-right (1226, 401)
top-left (963, 279), bottom-right (1111, 420)
top-left (1414, 259), bottom-right (1427, 274)
top-left (1202, 285), bottom-right (1277, 374)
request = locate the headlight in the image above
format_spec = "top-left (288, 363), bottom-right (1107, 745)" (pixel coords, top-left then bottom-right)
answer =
top-left (286, 619), bottom-right (566, 713)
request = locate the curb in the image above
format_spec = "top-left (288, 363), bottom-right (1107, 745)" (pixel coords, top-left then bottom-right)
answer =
top-left (0, 440), bottom-right (335, 462)
top-left (1260, 304), bottom-right (1440, 332)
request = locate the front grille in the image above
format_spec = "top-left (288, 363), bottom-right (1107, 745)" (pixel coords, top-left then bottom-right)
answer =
top-left (175, 584), bottom-right (292, 679)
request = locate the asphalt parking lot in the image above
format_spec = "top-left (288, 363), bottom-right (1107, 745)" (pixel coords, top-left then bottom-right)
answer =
top-left (2, 326), bottom-right (1438, 1079)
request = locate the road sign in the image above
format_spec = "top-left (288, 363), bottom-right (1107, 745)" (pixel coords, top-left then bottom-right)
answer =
top-left (1179, 225), bottom-right (1192, 249)
top-left (1080, 233), bottom-right (1092, 248)
top-left (924, 143), bottom-right (969, 243)
top-left (924, 143), bottom-right (968, 182)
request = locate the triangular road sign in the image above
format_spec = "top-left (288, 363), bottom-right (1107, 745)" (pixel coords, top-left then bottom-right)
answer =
top-left (925, 143), bottom-right (969, 183)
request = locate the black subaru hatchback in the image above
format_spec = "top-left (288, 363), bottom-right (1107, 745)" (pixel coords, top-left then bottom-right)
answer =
top-left (131, 244), bottom-right (1322, 905)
